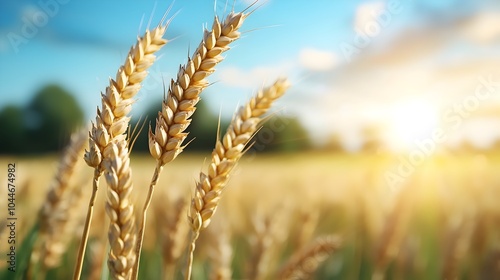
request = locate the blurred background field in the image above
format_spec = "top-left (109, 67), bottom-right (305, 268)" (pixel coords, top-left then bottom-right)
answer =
top-left (2, 0), bottom-right (500, 279)
top-left (2, 151), bottom-right (500, 278)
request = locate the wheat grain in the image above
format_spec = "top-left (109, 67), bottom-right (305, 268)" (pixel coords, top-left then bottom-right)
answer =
top-left (208, 223), bottom-right (233, 280)
top-left (148, 11), bottom-right (247, 166)
top-left (33, 129), bottom-right (86, 273)
top-left (39, 129), bottom-right (87, 233)
top-left (278, 235), bottom-right (341, 280)
top-left (40, 186), bottom-right (85, 269)
top-left (441, 215), bottom-right (471, 280)
top-left (248, 207), bottom-right (290, 280)
top-left (85, 23), bottom-right (169, 170)
top-left (185, 78), bottom-right (290, 280)
top-left (189, 78), bottom-right (290, 232)
top-left (102, 139), bottom-right (137, 280)
top-left (295, 210), bottom-right (319, 251)
top-left (154, 195), bottom-right (190, 280)
top-left (372, 181), bottom-right (415, 280)
top-left (134, 11), bottom-right (248, 278)
top-left (75, 17), bottom-right (170, 280)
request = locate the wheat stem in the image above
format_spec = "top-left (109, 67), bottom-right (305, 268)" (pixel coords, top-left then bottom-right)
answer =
top-left (132, 162), bottom-right (163, 279)
top-left (155, 196), bottom-right (189, 280)
top-left (75, 18), bottom-right (168, 279)
top-left (208, 224), bottom-right (232, 280)
top-left (185, 231), bottom-right (200, 280)
top-left (32, 130), bottom-right (86, 276)
top-left (278, 235), bottom-right (341, 280)
top-left (185, 78), bottom-right (290, 279)
top-left (73, 168), bottom-right (101, 280)
top-left (136, 11), bottom-right (248, 278)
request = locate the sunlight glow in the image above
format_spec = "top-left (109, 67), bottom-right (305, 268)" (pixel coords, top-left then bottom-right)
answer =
top-left (387, 99), bottom-right (440, 150)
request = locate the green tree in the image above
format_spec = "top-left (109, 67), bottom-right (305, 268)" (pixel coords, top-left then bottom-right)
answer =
top-left (26, 84), bottom-right (84, 152)
top-left (131, 98), bottom-right (226, 153)
top-left (0, 105), bottom-right (26, 153)
top-left (251, 116), bottom-right (312, 153)
top-left (130, 102), bottom-right (310, 154)
top-left (187, 99), bottom-right (227, 151)
top-left (129, 101), bottom-right (161, 153)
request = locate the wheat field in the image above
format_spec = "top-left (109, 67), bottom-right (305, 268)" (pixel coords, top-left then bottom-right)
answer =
top-left (1, 151), bottom-right (500, 279)
top-left (1, 2), bottom-right (500, 280)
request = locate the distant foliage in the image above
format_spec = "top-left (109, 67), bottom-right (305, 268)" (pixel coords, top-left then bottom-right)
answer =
top-left (0, 85), bottom-right (311, 154)
top-left (0, 84), bottom-right (84, 154)
top-left (0, 105), bottom-right (26, 153)
top-left (131, 98), bottom-right (229, 153)
top-left (253, 117), bottom-right (312, 152)
top-left (324, 132), bottom-right (345, 152)
top-left (131, 102), bottom-right (311, 153)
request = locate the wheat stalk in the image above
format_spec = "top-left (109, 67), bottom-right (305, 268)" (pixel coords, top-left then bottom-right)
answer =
top-left (185, 78), bottom-right (290, 280)
top-left (40, 186), bottom-right (85, 270)
top-left (74, 16), bottom-right (170, 279)
top-left (248, 209), bottom-right (288, 280)
top-left (154, 195), bottom-right (190, 280)
top-left (208, 223), bottom-right (233, 280)
top-left (441, 215), bottom-right (472, 280)
top-left (84, 22), bottom-right (169, 170)
top-left (278, 235), bottom-right (341, 280)
top-left (102, 139), bottom-right (137, 280)
top-left (33, 129), bottom-right (86, 275)
top-left (39, 129), bottom-right (86, 232)
top-left (134, 11), bottom-right (248, 278)
top-left (292, 208), bottom-right (320, 252)
top-left (372, 183), bottom-right (415, 280)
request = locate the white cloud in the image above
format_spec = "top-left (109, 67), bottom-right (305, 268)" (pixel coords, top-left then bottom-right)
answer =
top-left (354, 1), bottom-right (385, 32)
top-left (299, 48), bottom-right (337, 71)
top-left (217, 63), bottom-right (292, 88)
top-left (218, 47), bottom-right (339, 89)
top-left (0, 38), bottom-right (9, 53)
top-left (461, 11), bottom-right (500, 44)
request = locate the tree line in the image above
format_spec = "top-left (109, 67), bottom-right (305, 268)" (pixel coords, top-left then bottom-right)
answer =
top-left (0, 84), bottom-right (311, 154)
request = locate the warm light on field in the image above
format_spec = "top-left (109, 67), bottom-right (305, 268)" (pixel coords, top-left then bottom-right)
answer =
top-left (387, 99), bottom-right (440, 150)
top-left (2, 0), bottom-right (500, 278)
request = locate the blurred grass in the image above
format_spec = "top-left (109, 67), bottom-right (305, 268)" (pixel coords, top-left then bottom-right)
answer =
top-left (1, 150), bottom-right (500, 279)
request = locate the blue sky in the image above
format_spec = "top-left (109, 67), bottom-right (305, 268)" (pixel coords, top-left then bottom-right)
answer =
top-left (1, 0), bottom-right (500, 150)
top-left (0, 0), bottom-right (352, 118)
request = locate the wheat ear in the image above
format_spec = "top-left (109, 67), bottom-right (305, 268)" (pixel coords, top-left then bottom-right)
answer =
top-left (295, 210), bottom-right (320, 251)
top-left (372, 184), bottom-right (415, 280)
top-left (278, 235), bottom-right (341, 280)
top-left (208, 224), bottom-right (233, 280)
top-left (33, 129), bottom-right (86, 275)
top-left (74, 18), bottom-right (169, 279)
top-left (154, 196), bottom-right (190, 280)
top-left (247, 202), bottom-right (293, 280)
top-left (441, 216), bottom-right (471, 280)
top-left (134, 11), bottom-right (248, 278)
top-left (39, 129), bottom-right (86, 233)
top-left (40, 185), bottom-right (85, 271)
top-left (102, 139), bottom-right (137, 280)
top-left (185, 78), bottom-right (290, 280)
top-left (149, 11), bottom-right (247, 164)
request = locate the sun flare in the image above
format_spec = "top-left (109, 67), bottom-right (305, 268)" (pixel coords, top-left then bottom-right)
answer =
top-left (387, 99), bottom-right (440, 150)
